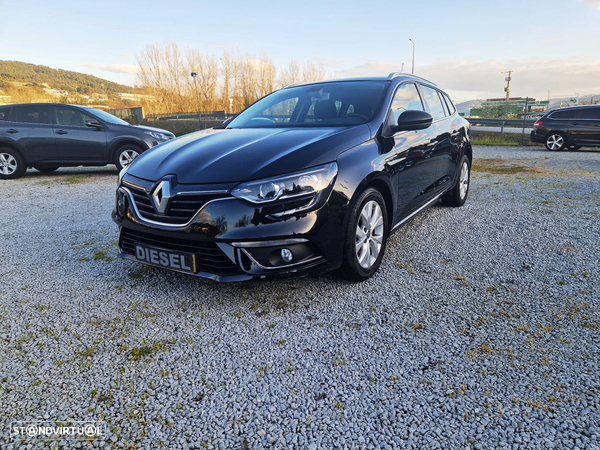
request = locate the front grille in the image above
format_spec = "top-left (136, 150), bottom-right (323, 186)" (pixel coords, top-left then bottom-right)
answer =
top-left (126, 184), bottom-right (228, 225)
top-left (120, 228), bottom-right (243, 276)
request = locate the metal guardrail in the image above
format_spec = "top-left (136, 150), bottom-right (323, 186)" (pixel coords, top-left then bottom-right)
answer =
top-left (467, 118), bottom-right (536, 129)
top-left (146, 111), bottom-right (228, 121)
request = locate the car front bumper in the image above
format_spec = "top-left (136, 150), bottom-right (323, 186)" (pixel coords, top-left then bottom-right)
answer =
top-left (112, 181), bottom-right (347, 282)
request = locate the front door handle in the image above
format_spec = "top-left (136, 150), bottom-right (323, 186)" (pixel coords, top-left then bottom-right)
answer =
top-left (427, 140), bottom-right (438, 147)
top-left (55, 130), bottom-right (69, 135)
top-left (6, 129), bottom-right (19, 134)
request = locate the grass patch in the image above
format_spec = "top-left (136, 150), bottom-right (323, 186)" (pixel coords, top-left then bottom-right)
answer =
top-left (472, 158), bottom-right (543, 175)
top-left (128, 265), bottom-right (155, 280)
top-left (471, 130), bottom-right (540, 146)
top-left (129, 339), bottom-right (174, 360)
top-left (93, 250), bottom-right (114, 261)
top-left (63, 174), bottom-right (90, 184)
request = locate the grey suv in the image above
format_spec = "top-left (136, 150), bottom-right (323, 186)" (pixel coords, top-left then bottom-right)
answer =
top-left (0, 103), bottom-right (174, 179)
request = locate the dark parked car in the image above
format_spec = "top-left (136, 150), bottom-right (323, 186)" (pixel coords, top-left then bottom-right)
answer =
top-left (112, 73), bottom-right (472, 282)
top-left (530, 105), bottom-right (600, 151)
top-left (0, 103), bottom-right (174, 179)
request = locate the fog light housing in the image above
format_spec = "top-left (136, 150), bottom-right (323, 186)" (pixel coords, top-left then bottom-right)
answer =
top-left (281, 248), bottom-right (293, 263)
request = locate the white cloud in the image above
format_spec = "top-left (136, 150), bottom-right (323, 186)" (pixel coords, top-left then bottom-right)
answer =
top-left (81, 63), bottom-right (138, 75)
top-left (580, 0), bottom-right (600, 8)
top-left (335, 56), bottom-right (600, 102)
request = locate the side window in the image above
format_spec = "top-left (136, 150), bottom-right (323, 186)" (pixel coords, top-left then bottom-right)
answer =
top-left (443, 92), bottom-right (456, 115)
top-left (550, 110), bottom-right (575, 119)
top-left (0, 108), bottom-right (11, 121)
top-left (573, 108), bottom-right (600, 120)
top-left (440, 93), bottom-right (450, 117)
top-left (420, 85), bottom-right (446, 121)
top-left (55, 107), bottom-right (94, 127)
top-left (390, 83), bottom-right (423, 122)
top-left (13, 105), bottom-right (51, 124)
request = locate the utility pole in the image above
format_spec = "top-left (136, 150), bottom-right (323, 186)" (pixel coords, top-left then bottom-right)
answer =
top-left (502, 71), bottom-right (512, 102)
top-left (501, 71), bottom-right (512, 118)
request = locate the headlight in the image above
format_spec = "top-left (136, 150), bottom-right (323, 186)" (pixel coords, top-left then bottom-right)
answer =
top-left (144, 131), bottom-right (172, 140)
top-left (118, 167), bottom-right (127, 185)
top-left (231, 163), bottom-right (338, 216)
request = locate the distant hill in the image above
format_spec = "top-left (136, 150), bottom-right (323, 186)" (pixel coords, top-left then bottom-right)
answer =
top-left (0, 60), bottom-right (132, 95)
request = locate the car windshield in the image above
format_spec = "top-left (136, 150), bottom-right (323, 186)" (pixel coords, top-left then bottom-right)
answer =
top-left (227, 80), bottom-right (389, 128)
top-left (83, 107), bottom-right (130, 125)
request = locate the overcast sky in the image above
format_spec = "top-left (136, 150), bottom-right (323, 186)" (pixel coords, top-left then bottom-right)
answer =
top-left (1, 0), bottom-right (599, 102)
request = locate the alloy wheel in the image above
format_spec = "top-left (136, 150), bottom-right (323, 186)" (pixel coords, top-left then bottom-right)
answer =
top-left (355, 200), bottom-right (384, 269)
top-left (119, 149), bottom-right (140, 168)
top-left (546, 134), bottom-right (564, 150)
top-left (459, 160), bottom-right (470, 200)
top-left (0, 152), bottom-right (17, 176)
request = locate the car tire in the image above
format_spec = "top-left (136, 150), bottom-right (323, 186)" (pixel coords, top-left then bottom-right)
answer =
top-left (0, 147), bottom-right (26, 180)
top-left (340, 187), bottom-right (388, 281)
top-left (442, 155), bottom-right (471, 207)
top-left (115, 145), bottom-right (142, 171)
top-left (34, 165), bottom-right (59, 173)
top-left (545, 132), bottom-right (567, 151)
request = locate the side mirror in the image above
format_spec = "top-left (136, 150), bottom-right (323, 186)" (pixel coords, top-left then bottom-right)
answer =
top-left (389, 110), bottom-right (433, 133)
top-left (85, 119), bottom-right (103, 129)
top-left (214, 117), bottom-right (234, 129)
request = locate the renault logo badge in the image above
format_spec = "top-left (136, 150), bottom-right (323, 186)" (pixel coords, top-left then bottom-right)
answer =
top-left (151, 180), bottom-right (171, 214)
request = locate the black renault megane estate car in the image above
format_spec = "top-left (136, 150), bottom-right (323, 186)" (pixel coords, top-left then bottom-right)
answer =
top-left (112, 73), bottom-right (472, 281)
top-left (0, 103), bottom-right (174, 179)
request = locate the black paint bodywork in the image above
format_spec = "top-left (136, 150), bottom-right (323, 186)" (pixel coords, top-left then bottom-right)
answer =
top-left (112, 75), bottom-right (472, 281)
top-left (530, 105), bottom-right (600, 148)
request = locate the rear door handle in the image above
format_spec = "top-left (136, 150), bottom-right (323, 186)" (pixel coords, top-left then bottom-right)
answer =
top-left (55, 130), bottom-right (68, 135)
top-left (6, 128), bottom-right (19, 134)
top-left (451, 131), bottom-right (460, 137)
top-left (427, 141), bottom-right (438, 147)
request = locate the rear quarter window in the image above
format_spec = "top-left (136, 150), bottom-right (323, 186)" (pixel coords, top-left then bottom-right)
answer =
top-left (0, 108), bottom-right (11, 121)
top-left (549, 110), bottom-right (576, 119)
top-left (572, 108), bottom-right (600, 119)
top-left (442, 93), bottom-right (456, 115)
top-left (420, 85), bottom-right (446, 121)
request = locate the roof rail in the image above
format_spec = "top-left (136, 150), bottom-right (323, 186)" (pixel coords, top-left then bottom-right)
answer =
top-left (281, 82), bottom-right (305, 89)
top-left (387, 72), bottom-right (437, 85)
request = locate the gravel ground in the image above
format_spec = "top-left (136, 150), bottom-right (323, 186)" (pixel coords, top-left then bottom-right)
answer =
top-left (1, 146), bottom-right (599, 450)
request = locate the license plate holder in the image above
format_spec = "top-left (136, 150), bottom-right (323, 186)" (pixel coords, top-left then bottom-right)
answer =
top-left (134, 243), bottom-right (196, 274)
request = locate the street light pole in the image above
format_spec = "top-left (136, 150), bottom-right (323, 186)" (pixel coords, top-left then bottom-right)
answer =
top-left (191, 72), bottom-right (201, 129)
top-left (409, 39), bottom-right (415, 74)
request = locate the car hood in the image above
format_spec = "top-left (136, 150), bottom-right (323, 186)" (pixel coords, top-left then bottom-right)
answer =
top-left (127, 125), bottom-right (371, 184)
top-left (132, 124), bottom-right (173, 135)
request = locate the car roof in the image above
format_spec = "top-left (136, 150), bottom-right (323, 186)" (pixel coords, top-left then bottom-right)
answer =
top-left (281, 73), bottom-right (437, 90)
top-left (548, 104), bottom-right (600, 113)
top-left (0, 102), bottom-right (84, 108)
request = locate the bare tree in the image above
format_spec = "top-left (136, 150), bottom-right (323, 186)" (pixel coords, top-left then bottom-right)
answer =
top-left (137, 40), bottom-right (186, 113)
top-left (256, 54), bottom-right (277, 99)
top-left (136, 42), bottom-right (329, 115)
top-left (186, 50), bottom-right (219, 111)
top-left (278, 60), bottom-right (301, 88)
top-left (302, 61), bottom-right (326, 82)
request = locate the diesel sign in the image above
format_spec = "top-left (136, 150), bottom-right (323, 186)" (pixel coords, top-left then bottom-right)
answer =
top-left (135, 244), bottom-right (196, 273)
